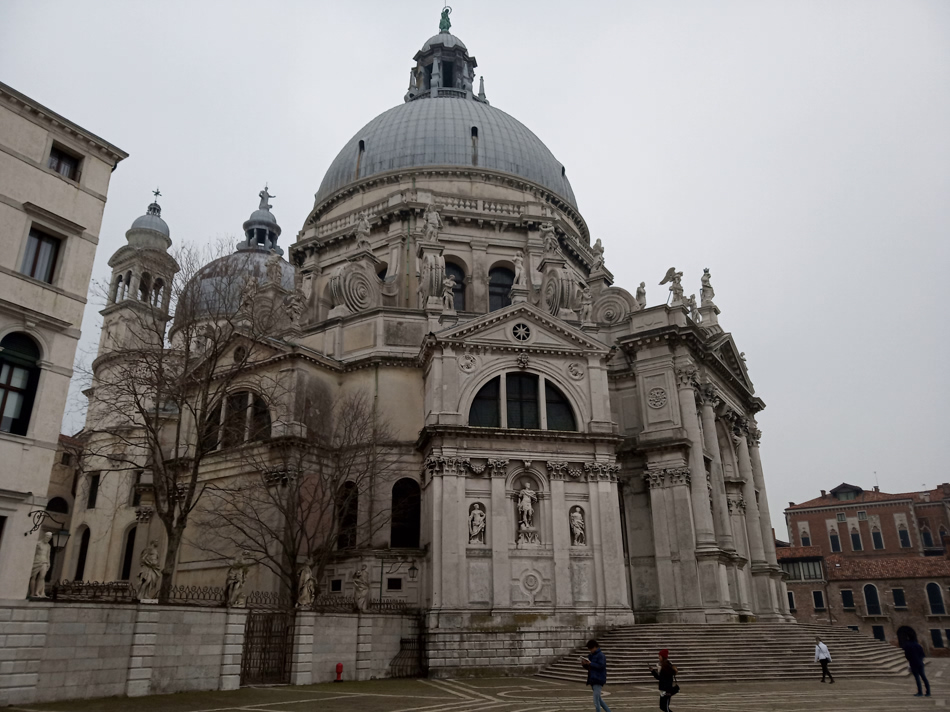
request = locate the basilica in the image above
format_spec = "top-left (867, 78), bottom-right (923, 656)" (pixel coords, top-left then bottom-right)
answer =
top-left (66, 16), bottom-right (790, 641)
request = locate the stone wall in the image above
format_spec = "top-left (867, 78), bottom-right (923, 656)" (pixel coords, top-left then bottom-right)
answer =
top-left (307, 612), bottom-right (419, 683)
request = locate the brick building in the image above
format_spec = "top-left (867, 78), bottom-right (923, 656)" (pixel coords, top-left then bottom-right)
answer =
top-left (781, 482), bottom-right (950, 653)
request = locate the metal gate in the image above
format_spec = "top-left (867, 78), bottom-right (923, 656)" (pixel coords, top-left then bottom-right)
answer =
top-left (240, 609), bottom-right (295, 685)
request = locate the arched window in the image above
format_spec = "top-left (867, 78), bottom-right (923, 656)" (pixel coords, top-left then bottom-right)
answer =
top-left (864, 584), bottom-right (882, 615)
top-left (138, 272), bottom-right (152, 301)
top-left (469, 377), bottom-right (501, 427)
top-left (899, 523), bottom-right (912, 548)
top-left (927, 582), bottom-right (946, 615)
top-left (336, 482), bottom-right (358, 550)
top-left (119, 526), bottom-right (137, 581)
top-left (151, 278), bottom-right (165, 307)
top-left (545, 381), bottom-right (576, 431)
top-left (488, 267), bottom-right (514, 311)
top-left (208, 391), bottom-right (271, 450)
top-left (445, 262), bottom-right (466, 311)
top-left (46, 497), bottom-right (69, 514)
top-left (74, 527), bottom-right (90, 581)
top-left (872, 526), bottom-right (884, 550)
top-left (829, 528), bottom-right (841, 552)
top-left (112, 273), bottom-right (124, 303)
top-left (0, 333), bottom-right (40, 436)
top-left (922, 528), bottom-right (935, 548)
top-left (800, 530), bottom-right (811, 547)
top-left (390, 479), bottom-right (421, 548)
top-left (850, 526), bottom-right (863, 551)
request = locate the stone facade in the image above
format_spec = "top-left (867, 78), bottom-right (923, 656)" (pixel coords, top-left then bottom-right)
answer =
top-left (0, 81), bottom-right (126, 600)
top-left (59, 18), bottom-right (788, 657)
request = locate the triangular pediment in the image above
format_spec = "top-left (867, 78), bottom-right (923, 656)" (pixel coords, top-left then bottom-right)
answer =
top-left (433, 303), bottom-right (609, 354)
top-left (709, 334), bottom-right (754, 393)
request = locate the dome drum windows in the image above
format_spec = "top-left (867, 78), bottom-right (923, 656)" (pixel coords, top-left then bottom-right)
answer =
top-left (468, 373), bottom-right (577, 432)
top-left (201, 391), bottom-right (271, 452)
top-left (488, 267), bottom-right (514, 312)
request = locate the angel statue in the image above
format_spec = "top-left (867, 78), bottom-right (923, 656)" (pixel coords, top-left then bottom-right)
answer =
top-left (659, 267), bottom-right (684, 306)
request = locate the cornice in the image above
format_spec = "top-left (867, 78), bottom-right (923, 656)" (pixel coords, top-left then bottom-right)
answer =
top-left (415, 424), bottom-right (622, 451)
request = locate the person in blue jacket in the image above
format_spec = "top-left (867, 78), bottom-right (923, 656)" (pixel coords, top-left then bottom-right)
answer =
top-left (581, 639), bottom-right (612, 712)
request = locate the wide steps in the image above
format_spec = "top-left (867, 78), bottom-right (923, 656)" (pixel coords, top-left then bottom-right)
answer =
top-left (537, 623), bottom-right (908, 684)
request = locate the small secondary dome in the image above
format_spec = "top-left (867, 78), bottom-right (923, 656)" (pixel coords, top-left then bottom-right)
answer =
top-left (421, 32), bottom-right (466, 52)
top-left (130, 194), bottom-right (169, 238)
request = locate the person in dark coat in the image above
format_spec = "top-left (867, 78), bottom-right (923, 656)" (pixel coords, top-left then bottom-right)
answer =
top-left (903, 638), bottom-right (931, 697)
top-left (649, 649), bottom-right (678, 712)
top-left (581, 639), bottom-right (612, 712)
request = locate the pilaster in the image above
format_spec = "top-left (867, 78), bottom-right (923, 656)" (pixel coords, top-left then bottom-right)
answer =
top-left (219, 608), bottom-right (247, 691)
top-left (290, 611), bottom-right (315, 685)
top-left (490, 464), bottom-right (511, 608)
top-left (547, 468), bottom-right (573, 607)
top-left (125, 605), bottom-right (158, 697)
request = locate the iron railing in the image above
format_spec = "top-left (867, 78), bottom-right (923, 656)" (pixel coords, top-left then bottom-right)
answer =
top-left (50, 580), bottom-right (137, 603)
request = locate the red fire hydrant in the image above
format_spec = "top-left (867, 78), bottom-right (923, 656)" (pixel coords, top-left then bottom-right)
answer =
top-left (334, 663), bottom-right (343, 683)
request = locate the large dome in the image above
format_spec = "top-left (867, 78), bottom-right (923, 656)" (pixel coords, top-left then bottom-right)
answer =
top-left (314, 98), bottom-right (577, 209)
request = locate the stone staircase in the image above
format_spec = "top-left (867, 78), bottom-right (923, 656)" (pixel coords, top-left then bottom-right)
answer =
top-left (537, 623), bottom-right (909, 684)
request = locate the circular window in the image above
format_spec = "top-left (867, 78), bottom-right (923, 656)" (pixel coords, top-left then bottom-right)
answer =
top-left (512, 323), bottom-right (531, 341)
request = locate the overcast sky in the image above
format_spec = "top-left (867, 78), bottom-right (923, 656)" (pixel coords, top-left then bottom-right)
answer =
top-left (2, 0), bottom-right (948, 532)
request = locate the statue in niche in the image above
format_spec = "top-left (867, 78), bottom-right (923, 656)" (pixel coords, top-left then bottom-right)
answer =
top-left (591, 238), bottom-right (604, 271)
top-left (636, 281), bottom-right (647, 309)
top-left (29, 532), bottom-right (52, 598)
top-left (355, 211), bottom-right (372, 249)
top-left (442, 274), bottom-right (457, 310)
top-left (423, 203), bottom-right (443, 242)
top-left (701, 267), bottom-right (716, 306)
top-left (570, 507), bottom-right (586, 546)
top-left (513, 251), bottom-right (525, 286)
top-left (224, 550), bottom-right (251, 607)
top-left (579, 286), bottom-right (593, 323)
top-left (352, 564), bottom-right (370, 612)
top-left (265, 252), bottom-right (282, 285)
top-left (297, 559), bottom-right (315, 608)
top-left (659, 267), bottom-right (684, 306)
top-left (258, 186), bottom-right (275, 211)
top-left (136, 540), bottom-right (161, 600)
top-left (469, 503), bottom-right (487, 545)
top-left (540, 223), bottom-right (558, 254)
top-left (686, 294), bottom-right (701, 322)
top-left (517, 480), bottom-right (538, 529)
top-left (287, 289), bottom-right (306, 326)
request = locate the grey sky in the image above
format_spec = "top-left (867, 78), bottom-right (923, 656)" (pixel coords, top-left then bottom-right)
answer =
top-left (2, 0), bottom-right (948, 533)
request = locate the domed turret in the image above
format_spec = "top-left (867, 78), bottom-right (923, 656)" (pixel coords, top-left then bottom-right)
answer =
top-left (126, 190), bottom-right (171, 250)
top-left (238, 185), bottom-right (283, 256)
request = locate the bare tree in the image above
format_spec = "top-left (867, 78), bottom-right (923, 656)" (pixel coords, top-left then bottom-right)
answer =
top-left (80, 241), bottom-right (293, 600)
top-left (192, 387), bottom-right (402, 600)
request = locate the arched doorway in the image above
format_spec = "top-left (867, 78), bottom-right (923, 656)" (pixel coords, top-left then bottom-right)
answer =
top-left (390, 479), bottom-right (421, 548)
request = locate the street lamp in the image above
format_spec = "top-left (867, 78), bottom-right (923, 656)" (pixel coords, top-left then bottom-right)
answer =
top-left (408, 562), bottom-right (418, 581)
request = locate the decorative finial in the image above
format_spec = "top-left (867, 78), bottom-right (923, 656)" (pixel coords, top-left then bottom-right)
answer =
top-left (152, 187), bottom-right (162, 201)
top-left (258, 185), bottom-right (275, 211)
top-left (439, 5), bottom-right (452, 33)
top-left (477, 75), bottom-right (486, 101)
top-left (147, 187), bottom-right (162, 217)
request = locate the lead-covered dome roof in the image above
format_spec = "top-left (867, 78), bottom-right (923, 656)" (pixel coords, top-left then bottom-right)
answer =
top-left (314, 98), bottom-right (576, 209)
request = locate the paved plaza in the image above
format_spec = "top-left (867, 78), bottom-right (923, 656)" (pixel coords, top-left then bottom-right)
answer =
top-left (9, 662), bottom-right (950, 712)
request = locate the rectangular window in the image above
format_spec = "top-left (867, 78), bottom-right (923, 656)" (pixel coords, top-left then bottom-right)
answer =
top-left (20, 228), bottom-right (61, 284)
top-left (386, 577), bottom-right (402, 591)
top-left (0, 360), bottom-right (35, 435)
top-left (330, 578), bottom-right (342, 593)
top-left (872, 625), bottom-right (885, 641)
top-left (781, 562), bottom-right (801, 580)
top-left (893, 588), bottom-right (907, 608)
top-left (813, 590), bottom-right (825, 610)
top-left (441, 61), bottom-right (455, 89)
top-left (47, 145), bottom-right (81, 181)
top-left (506, 373), bottom-right (539, 429)
top-left (130, 470), bottom-right (142, 507)
top-left (787, 590), bottom-right (795, 611)
top-left (857, 511), bottom-right (868, 521)
top-left (802, 560), bottom-right (823, 580)
top-left (86, 472), bottom-right (100, 509)
top-left (899, 529), bottom-right (912, 548)
top-left (931, 629), bottom-right (944, 648)
top-left (830, 533), bottom-right (841, 552)
top-left (60, 452), bottom-right (72, 466)
top-left (851, 531), bottom-right (863, 551)
top-left (836, 512), bottom-right (846, 523)
top-left (872, 530), bottom-right (884, 549)
top-left (841, 589), bottom-right (855, 609)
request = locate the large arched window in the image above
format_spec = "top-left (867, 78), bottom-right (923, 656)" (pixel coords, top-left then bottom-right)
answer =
top-left (74, 527), bottom-right (90, 581)
top-left (445, 262), bottom-right (466, 311)
top-left (390, 478), bottom-right (421, 548)
top-left (927, 582), bottom-right (946, 615)
top-left (46, 497), bottom-right (69, 515)
top-left (468, 374), bottom-right (577, 431)
top-left (119, 525), bottom-right (137, 581)
top-left (204, 391), bottom-right (272, 451)
top-left (488, 267), bottom-right (514, 311)
top-left (336, 481), bottom-right (358, 550)
top-left (864, 584), bottom-right (882, 615)
top-left (138, 272), bottom-right (152, 302)
top-left (0, 333), bottom-right (40, 436)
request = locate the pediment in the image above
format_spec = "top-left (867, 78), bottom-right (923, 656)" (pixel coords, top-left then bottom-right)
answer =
top-left (433, 303), bottom-right (609, 354)
top-left (710, 334), bottom-right (754, 393)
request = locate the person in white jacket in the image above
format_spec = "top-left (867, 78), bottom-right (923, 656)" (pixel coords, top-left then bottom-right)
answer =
top-left (815, 637), bottom-right (835, 683)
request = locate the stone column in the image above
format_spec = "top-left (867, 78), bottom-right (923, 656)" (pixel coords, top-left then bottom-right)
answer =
top-left (429, 467), bottom-right (444, 610)
top-left (748, 428), bottom-right (778, 565)
top-left (440, 459), bottom-right (463, 608)
top-left (698, 386), bottom-right (735, 553)
top-left (726, 494), bottom-right (753, 615)
top-left (290, 611), bottom-right (315, 685)
top-left (596, 470), bottom-right (630, 615)
top-left (674, 368), bottom-right (716, 548)
top-left (489, 459), bottom-right (511, 608)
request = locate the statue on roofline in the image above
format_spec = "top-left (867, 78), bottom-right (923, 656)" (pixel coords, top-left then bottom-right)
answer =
top-left (439, 6), bottom-right (452, 33)
top-left (258, 186), bottom-right (275, 211)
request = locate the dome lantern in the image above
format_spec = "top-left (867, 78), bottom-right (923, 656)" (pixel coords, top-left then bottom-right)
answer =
top-left (405, 8), bottom-right (479, 103)
top-left (239, 185), bottom-right (283, 256)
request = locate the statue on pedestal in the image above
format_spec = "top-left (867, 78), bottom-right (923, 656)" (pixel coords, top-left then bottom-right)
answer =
top-left (423, 203), bottom-right (443, 242)
top-left (469, 503), bottom-right (486, 545)
top-left (591, 238), bottom-right (604, 271)
top-left (540, 223), bottom-right (558, 255)
top-left (287, 289), bottom-right (306, 326)
top-left (352, 564), bottom-right (370, 612)
top-left (258, 186), bottom-right (275, 211)
top-left (701, 268), bottom-right (716, 306)
top-left (29, 532), bottom-right (52, 598)
top-left (517, 481), bottom-right (537, 529)
top-left (686, 294), bottom-right (701, 322)
top-left (265, 253), bottom-right (282, 285)
top-left (570, 507), bottom-right (586, 546)
top-left (442, 274), bottom-right (457, 311)
top-left (297, 559), bottom-right (315, 608)
top-left (659, 267), bottom-right (684, 306)
top-left (136, 540), bottom-right (161, 600)
top-left (513, 251), bottom-right (525, 286)
top-left (224, 551), bottom-right (251, 607)
top-left (579, 287), bottom-right (593, 323)
top-left (636, 282), bottom-right (647, 309)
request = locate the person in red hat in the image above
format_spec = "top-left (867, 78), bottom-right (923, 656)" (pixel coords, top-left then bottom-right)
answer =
top-left (648, 649), bottom-right (679, 711)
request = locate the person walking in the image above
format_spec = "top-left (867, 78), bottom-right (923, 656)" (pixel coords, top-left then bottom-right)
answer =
top-left (902, 635), bottom-right (931, 697)
top-left (649, 649), bottom-right (679, 711)
top-left (581, 639), bottom-right (612, 712)
top-left (815, 636), bottom-right (834, 683)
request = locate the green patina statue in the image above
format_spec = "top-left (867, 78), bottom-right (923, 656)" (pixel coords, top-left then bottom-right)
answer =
top-left (439, 6), bottom-right (452, 33)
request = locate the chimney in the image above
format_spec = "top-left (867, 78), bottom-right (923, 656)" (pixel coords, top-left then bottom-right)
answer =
top-left (789, 502), bottom-right (795, 507)
top-left (873, 486), bottom-right (880, 492)
top-left (942, 482), bottom-right (950, 497)
top-left (820, 490), bottom-right (827, 497)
